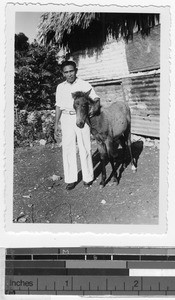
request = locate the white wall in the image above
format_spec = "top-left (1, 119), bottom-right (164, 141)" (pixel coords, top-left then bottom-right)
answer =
top-left (72, 38), bottom-right (129, 82)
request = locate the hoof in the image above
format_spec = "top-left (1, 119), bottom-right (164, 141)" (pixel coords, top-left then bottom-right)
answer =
top-left (100, 181), bottom-right (105, 187)
top-left (123, 163), bottom-right (126, 169)
top-left (113, 177), bottom-right (119, 184)
top-left (131, 165), bottom-right (137, 173)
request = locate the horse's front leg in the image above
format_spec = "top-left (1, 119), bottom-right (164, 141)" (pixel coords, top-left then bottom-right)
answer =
top-left (97, 142), bottom-right (107, 187)
top-left (100, 155), bottom-right (107, 187)
top-left (109, 155), bottom-right (118, 184)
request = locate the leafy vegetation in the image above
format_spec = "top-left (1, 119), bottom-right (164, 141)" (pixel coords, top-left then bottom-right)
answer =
top-left (15, 33), bottom-right (63, 111)
top-left (14, 110), bottom-right (56, 148)
top-left (14, 33), bottom-right (63, 147)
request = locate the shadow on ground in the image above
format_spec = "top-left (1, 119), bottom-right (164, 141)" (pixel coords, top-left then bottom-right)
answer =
top-left (78, 140), bottom-right (144, 186)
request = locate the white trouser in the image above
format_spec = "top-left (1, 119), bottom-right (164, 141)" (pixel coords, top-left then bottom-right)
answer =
top-left (60, 113), bottom-right (94, 184)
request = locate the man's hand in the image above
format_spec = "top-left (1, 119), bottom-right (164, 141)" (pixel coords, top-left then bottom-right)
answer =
top-left (54, 106), bottom-right (62, 142)
top-left (54, 126), bottom-right (60, 141)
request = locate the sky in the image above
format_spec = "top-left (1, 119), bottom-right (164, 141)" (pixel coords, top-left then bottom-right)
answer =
top-left (15, 12), bottom-right (43, 43)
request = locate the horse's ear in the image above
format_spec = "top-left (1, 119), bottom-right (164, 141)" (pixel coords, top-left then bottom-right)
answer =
top-left (85, 89), bottom-right (92, 97)
top-left (89, 98), bottom-right (101, 117)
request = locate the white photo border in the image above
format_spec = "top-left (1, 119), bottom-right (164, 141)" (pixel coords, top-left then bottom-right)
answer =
top-left (4, 3), bottom-right (170, 234)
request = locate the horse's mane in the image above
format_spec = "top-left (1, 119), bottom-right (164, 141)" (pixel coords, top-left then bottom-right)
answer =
top-left (72, 91), bottom-right (94, 104)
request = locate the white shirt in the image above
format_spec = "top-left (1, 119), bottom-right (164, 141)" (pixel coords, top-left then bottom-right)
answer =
top-left (55, 77), bottom-right (99, 110)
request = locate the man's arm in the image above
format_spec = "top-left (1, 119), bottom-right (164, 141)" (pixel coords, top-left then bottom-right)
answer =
top-left (87, 82), bottom-right (100, 102)
top-left (54, 106), bottom-right (62, 141)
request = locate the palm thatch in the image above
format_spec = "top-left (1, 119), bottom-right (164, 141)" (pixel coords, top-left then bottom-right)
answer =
top-left (37, 12), bottom-right (159, 53)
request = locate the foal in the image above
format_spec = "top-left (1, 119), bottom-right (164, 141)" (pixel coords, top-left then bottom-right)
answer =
top-left (72, 90), bottom-right (137, 187)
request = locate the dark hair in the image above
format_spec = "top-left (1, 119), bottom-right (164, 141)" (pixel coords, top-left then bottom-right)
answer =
top-left (61, 60), bottom-right (77, 71)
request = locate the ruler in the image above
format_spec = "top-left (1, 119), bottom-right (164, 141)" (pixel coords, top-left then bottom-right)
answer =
top-left (4, 247), bottom-right (175, 296)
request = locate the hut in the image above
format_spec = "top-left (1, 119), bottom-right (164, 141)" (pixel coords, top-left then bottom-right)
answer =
top-left (37, 12), bottom-right (160, 137)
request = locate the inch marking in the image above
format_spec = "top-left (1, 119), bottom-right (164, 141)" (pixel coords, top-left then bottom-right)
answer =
top-left (5, 256), bottom-right (175, 297)
top-left (71, 276), bottom-right (73, 290)
top-left (5, 287), bottom-right (175, 295)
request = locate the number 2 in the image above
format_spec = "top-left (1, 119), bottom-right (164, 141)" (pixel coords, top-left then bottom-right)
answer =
top-left (134, 280), bottom-right (139, 288)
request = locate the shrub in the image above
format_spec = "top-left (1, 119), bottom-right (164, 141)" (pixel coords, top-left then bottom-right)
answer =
top-left (14, 110), bottom-right (59, 147)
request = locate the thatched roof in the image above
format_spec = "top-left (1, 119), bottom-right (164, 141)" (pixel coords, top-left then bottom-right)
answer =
top-left (37, 12), bottom-right (159, 53)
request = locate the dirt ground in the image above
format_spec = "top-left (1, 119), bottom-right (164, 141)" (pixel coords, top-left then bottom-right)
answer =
top-left (13, 139), bottom-right (159, 225)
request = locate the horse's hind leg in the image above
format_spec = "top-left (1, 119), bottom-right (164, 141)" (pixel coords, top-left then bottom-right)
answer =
top-left (125, 108), bottom-right (137, 172)
top-left (119, 135), bottom-right (126, 170)
top-left (126, 129), bottom-right (137, 172)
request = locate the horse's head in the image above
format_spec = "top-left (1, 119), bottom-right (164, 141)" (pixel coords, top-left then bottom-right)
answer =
top-left (72, 90), bottom-right (91, 128)
top-left (72, 90), bottom-right (101, 128)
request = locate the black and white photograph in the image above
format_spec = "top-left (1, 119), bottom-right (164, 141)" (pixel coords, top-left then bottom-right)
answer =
top-left (5, 3), bottom-right (169, 232)
top-left (1, 1), bottom-right (175, 299)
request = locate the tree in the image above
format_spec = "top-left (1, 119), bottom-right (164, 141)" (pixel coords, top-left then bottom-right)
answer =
top-left (37, 12), bottom-right (160, 52)
top-left (15, 36), bottom-right (63, 110)
top-left (15, 32), bottom-right (29, 52)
